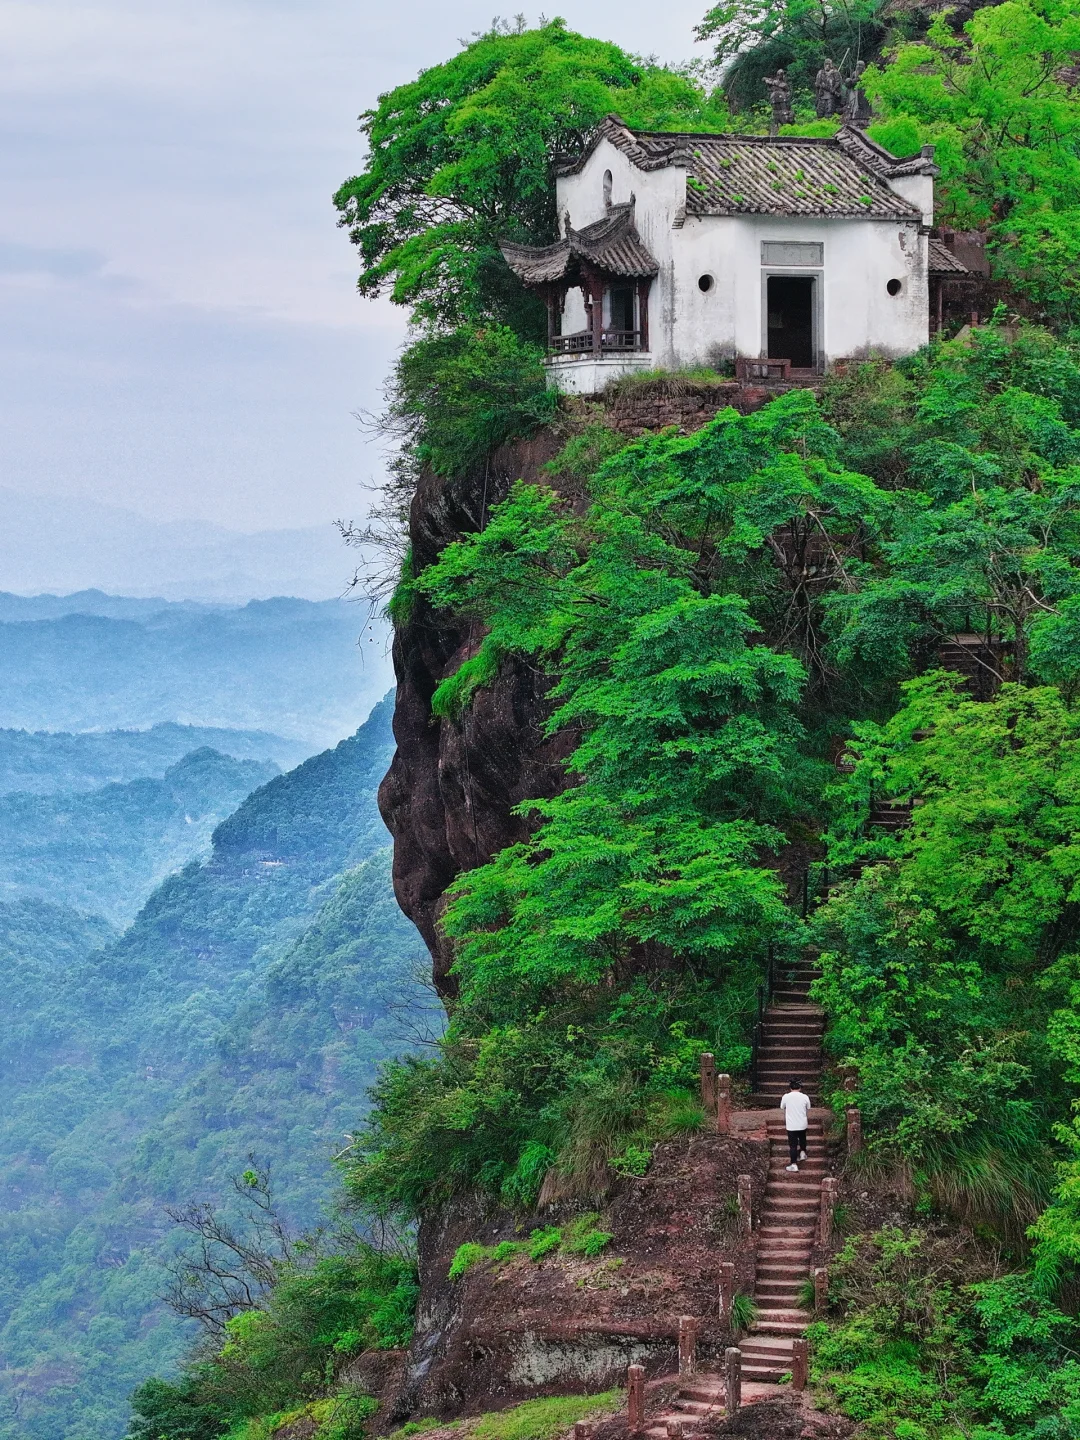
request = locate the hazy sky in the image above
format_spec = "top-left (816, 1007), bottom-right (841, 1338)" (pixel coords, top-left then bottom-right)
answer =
top-left (1, 0), bottom-right (708, 535)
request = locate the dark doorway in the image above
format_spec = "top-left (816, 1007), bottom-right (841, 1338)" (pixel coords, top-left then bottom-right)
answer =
top-left (607, 285), bottom-right (636, 337)
top-left (767, 275), bottom-right (815, 368)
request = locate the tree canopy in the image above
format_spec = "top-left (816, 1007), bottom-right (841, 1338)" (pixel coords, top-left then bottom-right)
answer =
top-left (333, 18), bottom-right (718, 331)
top-left (865, 0), bottom-right (1080, 322)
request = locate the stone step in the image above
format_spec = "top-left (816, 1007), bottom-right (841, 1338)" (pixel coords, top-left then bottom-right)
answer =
top-left (759, 1050), bottom-right (822, 1060)
top-left (752, 1318), bottom-right (811, 1336)
top-left (757, 1047), bottom-right (821, 1060)
top-left (757, 1057), bottom-right (822, 1067)
top-left (765, 1120), bottom-right (826, 1129)
top-left (678, 1383), bottom-right (725, 1403)
top-left (741, 1336), bottom-right (794, 1354)
top-left (760, 1019), bottom-right (829, 1031)
top-left (756, 1063), bottom-right (822, 1074)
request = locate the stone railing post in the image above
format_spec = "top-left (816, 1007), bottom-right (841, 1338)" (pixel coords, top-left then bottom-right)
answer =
top-left (813, 1266), bottom-right (828, 1314)
top-left (718, 1260), bottom-right (736, 1324)
top-left (627, 1364), bottom-right (645, 1433)
top-left (737, 1174), bottom-right (753, 1239)
top-left (716, 1073), bottom-right (733, 1134)
top-left (724, 1347), bottom-right (741, 1414)
top-left (792, 1337), bottom-right (808, 1391)
top-left (678, 1316), bottom-right (698, 1377)
top-left (818, 1176), bottom-right (838, 1247)
top-left (846, 1105), bottom-right (862, 1155)
top-left (699, 1052), bottom-right (717, 1117)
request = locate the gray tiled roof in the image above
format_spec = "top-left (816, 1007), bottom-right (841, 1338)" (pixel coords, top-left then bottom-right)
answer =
top-left (928, 236), bottom-right (971, 274)
top-left (556, 115), bottom-right (930, 221)
top-left (500, 202), bottom-right (659, 285)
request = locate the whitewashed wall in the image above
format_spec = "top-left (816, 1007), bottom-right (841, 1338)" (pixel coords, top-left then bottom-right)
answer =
top-left (556, 137), bottom-right (929, 374)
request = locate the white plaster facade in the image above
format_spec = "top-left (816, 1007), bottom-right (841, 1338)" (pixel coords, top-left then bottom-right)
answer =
top-left (513, 121), bottom-right (938, 395)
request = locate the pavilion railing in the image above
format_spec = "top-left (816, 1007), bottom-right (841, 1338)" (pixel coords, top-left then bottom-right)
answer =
top-left (550, 328), bottom-right (645, 355)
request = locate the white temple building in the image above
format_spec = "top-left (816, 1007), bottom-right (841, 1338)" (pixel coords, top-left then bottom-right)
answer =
top-left (501, 115), bottom-right (965, 395)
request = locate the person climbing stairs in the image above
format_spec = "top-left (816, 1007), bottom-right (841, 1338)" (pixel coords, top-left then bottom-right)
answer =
top-left (743, 956), bottom-right (828, 1383)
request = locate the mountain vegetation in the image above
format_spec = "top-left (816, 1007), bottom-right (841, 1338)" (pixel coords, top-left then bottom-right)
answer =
top-left (0, 747), bottom-right (278, 926)
top-left (128, 7), bottom-right (1080, 1440)
top-left (0, 699), bottom-right (428, 1440)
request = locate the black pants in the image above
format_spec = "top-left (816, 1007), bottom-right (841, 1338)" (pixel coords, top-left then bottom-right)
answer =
top-left (788, 1129), bottom-right (808, 1163)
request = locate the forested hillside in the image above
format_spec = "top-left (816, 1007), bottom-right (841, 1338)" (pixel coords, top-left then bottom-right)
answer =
top-left (0, 747), bottom-right (277, 926)
top-left (128, 7), bottom-right (1080, 1440)
top-left (0, 698), bottom-right (427, 1440)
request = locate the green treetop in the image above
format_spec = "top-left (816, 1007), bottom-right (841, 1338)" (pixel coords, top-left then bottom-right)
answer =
top-left (333, 18), bottom-right (717, 332)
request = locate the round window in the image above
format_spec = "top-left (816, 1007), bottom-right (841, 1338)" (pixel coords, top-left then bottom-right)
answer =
top-left (698, 273), bottom-right (714, 293)
top-left (886, 278), bottom-right (903, 296)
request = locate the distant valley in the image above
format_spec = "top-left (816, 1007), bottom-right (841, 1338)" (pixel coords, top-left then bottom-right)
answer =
top-left (0, 590), bottom-right (422, 1440)
top-left (0, 590), bottom-right (392, 747)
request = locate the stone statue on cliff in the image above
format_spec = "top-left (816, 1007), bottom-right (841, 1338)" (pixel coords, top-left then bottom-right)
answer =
top-left (814, 58), bottom-right (842, 117)
top-left (764, 69), bottom-right (794, 135)
top-left (842, 60), bottom-right (872, 128)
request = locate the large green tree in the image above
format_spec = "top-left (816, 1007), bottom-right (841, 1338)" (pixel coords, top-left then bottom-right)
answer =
top-left (864, 0), bottom-right (1080, 322)
top-left (333, 18), bottom-right (717, 332)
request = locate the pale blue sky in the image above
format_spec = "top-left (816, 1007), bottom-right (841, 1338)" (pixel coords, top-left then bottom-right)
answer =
top-left (0, 0), bottom-right (708, 539)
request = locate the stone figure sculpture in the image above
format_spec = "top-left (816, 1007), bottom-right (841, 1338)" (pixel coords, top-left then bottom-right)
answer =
top-left (843, 60), bottom-right (872, 127)
top-left (814, 58), bottom-right (842, 117)
top-left (764, 69), bottom-right (794, 135)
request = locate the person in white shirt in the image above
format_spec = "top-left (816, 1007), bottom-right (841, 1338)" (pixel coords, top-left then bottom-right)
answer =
top-left (780, 1079), bottom-right (811, 1170)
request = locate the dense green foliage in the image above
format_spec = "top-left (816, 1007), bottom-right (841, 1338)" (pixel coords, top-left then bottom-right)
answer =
top-left (386, 327), bottom-right (558, 481)
top-left (129, 1247), bottom-right (418, 1440)
top-left (0, 700), bottom-right (428, 1440)
top-left (863, 0), bottom-right (1080, 324)
top-left (807, 1229), bottom-right (1080, 1438)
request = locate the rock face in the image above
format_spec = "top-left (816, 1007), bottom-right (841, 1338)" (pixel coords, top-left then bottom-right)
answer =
top-left (378, 382), bottom-right (773, 996)
top-left (377, 431), bottom-right (574, 998)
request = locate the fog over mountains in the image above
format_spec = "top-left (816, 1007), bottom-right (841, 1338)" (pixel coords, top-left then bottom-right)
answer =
top-left (0, 590), bottom-right (392, 748)
top-left (0, 486), bottom-right (361, 602)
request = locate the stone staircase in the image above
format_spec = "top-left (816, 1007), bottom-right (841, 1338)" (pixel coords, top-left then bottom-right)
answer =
top-left (644, 1374), bottom-right (728, 1434)
top-left (744, 957), bottom-right (827, 1383)
top-left (636, 957), bottom-right (831, 1428)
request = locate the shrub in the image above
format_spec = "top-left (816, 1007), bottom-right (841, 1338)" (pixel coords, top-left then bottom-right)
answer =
top-left (389, 327), bottom-right (557, 481)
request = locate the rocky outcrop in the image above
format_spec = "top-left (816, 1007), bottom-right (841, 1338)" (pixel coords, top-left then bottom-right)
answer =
top-left (384, 1133), bottom-right (768, 1425)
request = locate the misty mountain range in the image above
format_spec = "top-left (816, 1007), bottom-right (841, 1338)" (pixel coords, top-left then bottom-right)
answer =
top-left (0, 486), bottom-right (363, 603)
top-left (0, 590), bottom-right (392, 747)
